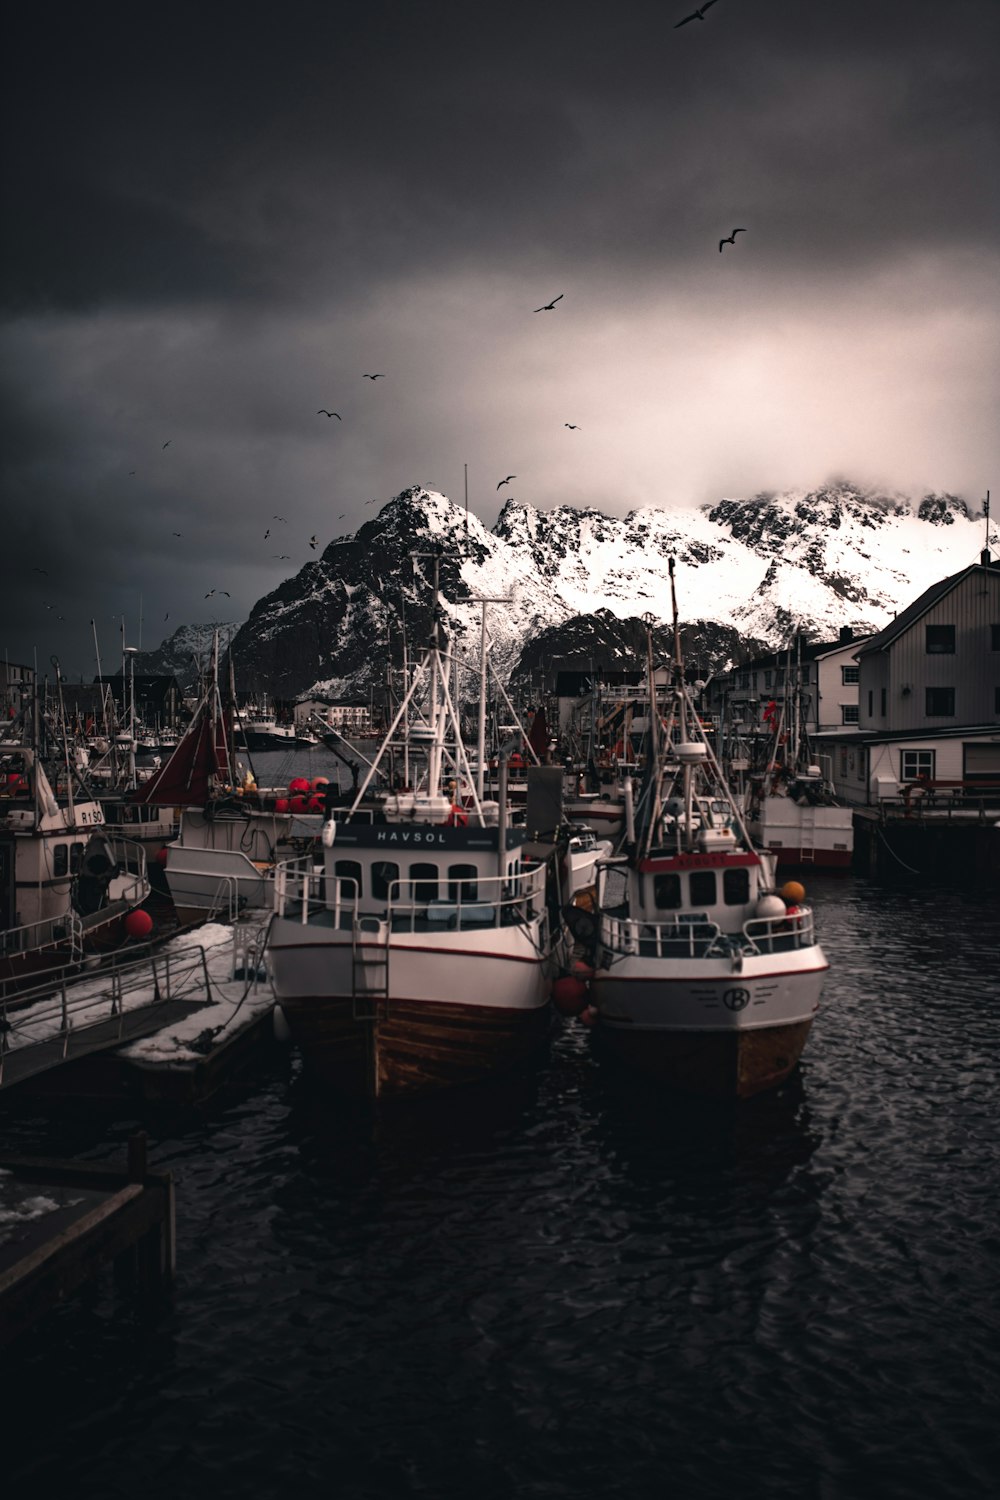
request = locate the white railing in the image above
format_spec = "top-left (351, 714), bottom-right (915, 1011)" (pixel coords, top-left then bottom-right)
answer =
top-left (0, 908), bottom-right (85, 960)
top-left (600, 904), bottom-right (817, 959)
top-left (273, 857), bottom-right (548, 933)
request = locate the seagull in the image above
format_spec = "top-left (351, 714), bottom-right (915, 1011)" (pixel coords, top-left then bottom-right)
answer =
top-left (264, 529), bottom-right (270, 540)
top-left (363, 373), bottom-right (385, 380)
top-left (173, 532), bottom-right (183, 537)
top-left (317, 409), bottom-right (341, 419)
top-left (309, 536), bottom-right (318, 549)
top-left (719, 228), bottom-right (746, 251)
top-left (162, 440), bottom-right (171, 448)
top-left (205, 590), bottom-right (215, 598)
top-left (274, 554), bottom-right (291, 560)
top-left (534, 294), bottom-right (563, 312)
top-left (32, 567), bottom-right (48, 574)
top-left (219, 590), bottom-right (231, 597)
top-left (365, 498), bottom-right (378, 505)
top-left (497, 476), bottom-right (517, 490)
top-left (338, 513), bottom-right (346, 519)
top-left (564, 423), bottom-right (580, 430)
top-left (164, 613), bottom-right (169, 621)
top-left (128, 471), bottom-right (136, 476)
top-left (273, 514), bottom-right (286, 521)
top-left (675, 1), bottom-right (718, 27)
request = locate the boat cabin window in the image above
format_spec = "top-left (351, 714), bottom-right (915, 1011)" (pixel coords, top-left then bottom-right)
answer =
top-left (723, 868), bottom-right (750, 905)
top-left (70, 842), bottom-right (85, 873)
top-left (653, 873), bottom-right (682, 910)
top-left (448, 864), bottom-right (478, 902)
top-left (53, 843), bottom-right (69, 877)
top-left (371, 861), bottom-right (400, 901)
top-left (409, 862), bottom-right (438, 902)
top-left (333, 859), bottom-right (363, 898)
top-left (689, 871), bottom-right (717, 907)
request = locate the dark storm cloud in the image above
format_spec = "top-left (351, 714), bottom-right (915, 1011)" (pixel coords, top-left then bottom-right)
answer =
top-left (2, 0), bottom-right (998, 677)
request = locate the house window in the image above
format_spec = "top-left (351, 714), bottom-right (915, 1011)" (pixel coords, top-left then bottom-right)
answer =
top-left (901, 749), bottom-right (935, 781)
top-left (841, 704), bottom-right (859, 725)
top-left (371, 861), bottom-right (400, 901)
top-left (880, 688), bottom-right (886, 717)
top-left (764, 671), bottom-right (772, 689)
top-left (925, 624), bottom-right (955, 654)
top-left (410, 862), bottom-right (438, 902)
top-left (689, 871), bottom-right (717, 907)
top-left (992, 624), bottom-right (1000, 651)
top-left (653, 873), bottom-right (682, 910)
top-left (801, 665), bottom-right (811, 684)
top-left (925, 687), bottom-right (955, 717)
top-left (333, 860), bottom-right (363, 897)
top-left (867, 690), bottom-right (873, 717)
top-left (841, 666), bottom-right (859, 685)
top-left (723, 868), bottom-right (750, 905)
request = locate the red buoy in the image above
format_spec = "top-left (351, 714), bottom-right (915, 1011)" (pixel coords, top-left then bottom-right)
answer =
top-left (311, 776), bottom-right (329, 792)
top-left (156, 846), bottom-right (170, 866)
top-left (125, 909), bottom-right (154, 940)
top-left (552, 975), bottom-right (588, 1016)
top-left (579, 1004), bottom-right (599, 1028)
top-left (274, 796), bottom-right (290, 812)
top-left (289, 794), bottom-right (308, 813)
top-left (307, 793), bottom-right (325, 812)
top-left (288, 777), bottom-right (310, 794)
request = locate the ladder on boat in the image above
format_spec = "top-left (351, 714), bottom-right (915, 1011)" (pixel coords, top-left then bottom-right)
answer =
top-left (351, 917), bottom-right (390, 1022)
top-left (799, 807), bottom-right (816, 863)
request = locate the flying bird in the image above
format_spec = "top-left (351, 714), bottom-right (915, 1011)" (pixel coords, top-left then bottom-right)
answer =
top-left (675, 1), bottom-right (718, 26)
top-left (205, 590), bottom-right (215, 598)
top-left (497, 476), bottom-right (516, 490)
top-left (264, 528), bottom-right (270, 540)
top-left (273, 515), bottom-right (287, 522)
top-left (338, 513), bottom-right (346, 519)
top-left (719, 228), bottom-right (746, 251)
top-left (317, 409), bottom-right (341, 419)
top-left (173, 532), bottom-right (183, 537)
top-left (534, 295), bottom-right (563, 312)
top-left (164, 614), bottom-right (169, 621)
top-left (219, 590), bottom-right (231, 597)
top-left (128, 471), bottom-right (136, 476)
top-left (162, 440), bottom-right (171, 448)
top-left (363, 373), bottom-right (385, 380)
top-left (274, 554), bottom-right (291, 559)
top-left (564, 423), bottom-right (580, 430)
top-left (32, 567), bottom-right (48, 574)
top-left (309, 536), bottom-right (318, 549)
top-left (365, 498), bottom-right (378, 505)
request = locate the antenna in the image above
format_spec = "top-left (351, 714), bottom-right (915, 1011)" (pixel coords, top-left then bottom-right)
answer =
top-left (464, 463), bottom-right (469, 534)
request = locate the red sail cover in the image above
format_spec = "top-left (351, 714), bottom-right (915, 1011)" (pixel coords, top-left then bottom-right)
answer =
top-left (128, 709), bottom-right (233, 805)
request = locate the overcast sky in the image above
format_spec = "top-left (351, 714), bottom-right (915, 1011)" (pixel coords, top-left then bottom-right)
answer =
top-left (2, 0), bottom-right (998, 679)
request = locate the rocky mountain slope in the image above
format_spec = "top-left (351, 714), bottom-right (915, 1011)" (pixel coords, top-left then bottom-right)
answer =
top-left (153, 482), bottom-right (986, 700)
top-left (131, 621), bottom-right (243, 694)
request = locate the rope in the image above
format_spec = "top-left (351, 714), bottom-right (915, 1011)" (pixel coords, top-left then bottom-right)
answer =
top-left (875, 825), bottom-right (922, 876)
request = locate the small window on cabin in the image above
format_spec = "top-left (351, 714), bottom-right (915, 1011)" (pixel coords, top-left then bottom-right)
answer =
top-left (653, 873), bottom-right (682, 910)
top-left (723, 868), bottom-right (750, 905)
top-left (70, 842), bottom-right (84, 873)
top-left (333, 860), bottom-right (363, 898)
top-left (925, 687), bottom-right (955, 717)
top-left (689, 871), bottom-right (717, 907)
top-left (53, 843), bottom-right (68, 877)
top-left (448, 864), bottom-right (478, 902)
top-left (925, 624), bottom-right (955, 654)
top-left (371, 861), bottom-right (400, 901)
top-left (410, 862), bottom-right (438, 902)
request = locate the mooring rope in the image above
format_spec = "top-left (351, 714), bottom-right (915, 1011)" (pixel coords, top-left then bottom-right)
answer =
top-left (876, 825), bottom-right (922, 876)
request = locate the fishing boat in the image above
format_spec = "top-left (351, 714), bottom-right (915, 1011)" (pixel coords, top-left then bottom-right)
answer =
top-left (0, 746), bottom-right (150, 992)
top-left (577, 572), bottom-right (828, 1099)
top-left (267, 556), bottom-right (566, 1098)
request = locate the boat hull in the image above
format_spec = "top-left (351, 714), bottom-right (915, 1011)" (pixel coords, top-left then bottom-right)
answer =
top-left (589, 956), bottom-right (825, 1099)
top-left (270, 920), bottom-right (557, 1097)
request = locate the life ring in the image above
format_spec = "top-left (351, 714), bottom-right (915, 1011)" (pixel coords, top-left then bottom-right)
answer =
top-left (446, 805), bottom-right (468, 827)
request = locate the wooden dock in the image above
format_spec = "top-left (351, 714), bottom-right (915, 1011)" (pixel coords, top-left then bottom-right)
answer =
top-left (0, 1132), bottom-right (175, 1348)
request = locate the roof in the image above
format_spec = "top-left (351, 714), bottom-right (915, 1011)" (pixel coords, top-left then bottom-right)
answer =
top-left (728, 634), bottom-right (872, 673)
top-left (812, 723), bottom-right (1000, 747)
top-left (857, 562), bottom-right (999, 656)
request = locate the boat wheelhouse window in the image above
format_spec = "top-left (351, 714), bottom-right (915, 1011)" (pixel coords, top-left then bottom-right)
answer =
top-left (53, 843), bottom-right (69, 877)
top-left (723, 867), bottom-right (750, 905)
top-left (333, 859), bottom-right (363, 897)
top-left (689, 870), bottom-right (717, 907)
top-left (371, 861), bottom-right (400, 901)
top-left (652, 873), bottom-right (682, 910)
top-left (409, 862), bottom-right (438, 902)
top-left (70, 842), bottom-right (84, 873)
top-left (448, 865), bottom-right (478, 902)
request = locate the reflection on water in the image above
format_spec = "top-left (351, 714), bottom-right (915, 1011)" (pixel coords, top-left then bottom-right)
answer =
top-left (3, 874), bottom-right (999, 1499)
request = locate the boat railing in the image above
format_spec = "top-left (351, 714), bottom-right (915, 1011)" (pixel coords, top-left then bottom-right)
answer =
top-left (742, 907), bottom-right (816, 954)
top-left (273, 856), bottom-right (547, 932)
top-left (0, 909), bottom-right (86, 962)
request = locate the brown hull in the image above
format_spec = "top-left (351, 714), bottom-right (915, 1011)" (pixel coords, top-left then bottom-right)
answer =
top-left (595, 1017), bottom-right (814, 1100)
top-left (279, 993), bottom-right (552, 1098)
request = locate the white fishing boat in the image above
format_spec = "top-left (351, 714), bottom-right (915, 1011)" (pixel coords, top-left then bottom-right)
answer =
top-left (578, 572), bottom-right (829, 1099)
top-left (0, 747), bottom-right (150, 992)
top-left (267, 557), bottom-right (566, 1098)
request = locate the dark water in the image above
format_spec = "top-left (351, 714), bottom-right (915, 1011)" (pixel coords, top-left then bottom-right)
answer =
top-left (3, 873), bottom-right (1000, 1500)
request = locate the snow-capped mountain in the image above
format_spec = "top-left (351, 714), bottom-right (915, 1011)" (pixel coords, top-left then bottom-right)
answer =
top-left (131, 621), bottom-right (244, 694)
top-left (220, 481), bottom-right (986, 700)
